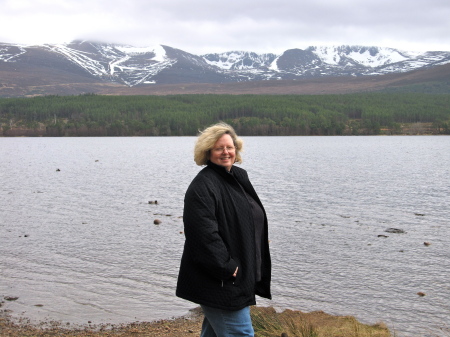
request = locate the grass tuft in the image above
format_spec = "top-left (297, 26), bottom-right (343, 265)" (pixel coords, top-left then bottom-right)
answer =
top-left (251, 307), bottom-right (392, 337)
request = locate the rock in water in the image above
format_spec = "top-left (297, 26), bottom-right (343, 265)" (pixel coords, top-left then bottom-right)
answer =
top-left (385, 228), bottom-right (406, 234)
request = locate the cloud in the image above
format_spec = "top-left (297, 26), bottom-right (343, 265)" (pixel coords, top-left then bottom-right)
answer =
top-left (0, 0), bottom-right (449, 54)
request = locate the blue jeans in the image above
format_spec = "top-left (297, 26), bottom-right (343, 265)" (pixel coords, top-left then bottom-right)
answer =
top-left (200, 305), bottom-right (254, 337)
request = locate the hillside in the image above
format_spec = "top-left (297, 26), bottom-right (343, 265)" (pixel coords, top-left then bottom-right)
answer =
top-left (93, 63), bottom-right (450, 95)
top-left (1, 62), bottom-right (450, 97)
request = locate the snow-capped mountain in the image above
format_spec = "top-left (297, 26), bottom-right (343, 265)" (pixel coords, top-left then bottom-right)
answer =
top-left (0, 41), bottom-right (178, 86)
top-left (203, 51), bottom-right (278, 70)
top-left (203, 46), bottom-right (450, 80)
top-left (1, 40), bottom-right (450, 88)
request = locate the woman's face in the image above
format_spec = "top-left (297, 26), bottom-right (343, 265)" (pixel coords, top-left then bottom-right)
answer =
top-left (210, 134), bottom-right (236, 171)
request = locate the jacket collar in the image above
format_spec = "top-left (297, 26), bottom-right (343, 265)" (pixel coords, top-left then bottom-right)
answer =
top-left (207, 160), bottom-right (233, 175)
top-left (206, 160), bottom-right (248, 186)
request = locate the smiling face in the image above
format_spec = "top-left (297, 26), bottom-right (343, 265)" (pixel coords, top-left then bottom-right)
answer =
top-left (209, 133), bottom-right (236, 171)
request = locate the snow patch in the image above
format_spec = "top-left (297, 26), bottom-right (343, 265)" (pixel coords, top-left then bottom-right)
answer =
top-left (269, 56), bottom-right (280, 71)
top-left (313, 47), bottom-right (341, 65)
top-left (349, 48), bottom-right (407, 67)
top-left (115, 45), bottom-right (167, 62)
top-left (204, 51), bottom-right (246, 69)
top-left (312, 46), bottom-right (409, 67)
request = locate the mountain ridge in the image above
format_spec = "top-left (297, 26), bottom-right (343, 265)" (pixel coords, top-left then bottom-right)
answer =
top-left (1, 40), bottom-right (450, 97)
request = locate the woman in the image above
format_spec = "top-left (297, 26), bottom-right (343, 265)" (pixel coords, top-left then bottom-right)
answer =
top-left (176, 122), bottom-right (271, 337)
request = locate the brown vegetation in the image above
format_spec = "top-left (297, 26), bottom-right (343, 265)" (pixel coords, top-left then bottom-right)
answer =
top-left (251, 307), bottom-right (391, 337)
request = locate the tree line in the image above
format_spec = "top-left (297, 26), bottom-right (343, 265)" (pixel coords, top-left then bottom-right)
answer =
top-left (1, 93), bottom-right (449, 136)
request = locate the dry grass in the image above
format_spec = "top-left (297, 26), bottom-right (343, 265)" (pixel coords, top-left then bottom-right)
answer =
top-left (251, 307), bottom-right (392, 337)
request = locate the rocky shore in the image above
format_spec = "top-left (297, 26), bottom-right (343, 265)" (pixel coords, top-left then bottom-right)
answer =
top-left (0, 307), bottom-right (204, 337)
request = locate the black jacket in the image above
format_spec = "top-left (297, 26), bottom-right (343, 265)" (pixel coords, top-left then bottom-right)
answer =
top-left (176, 161), bottom-right (271, 310)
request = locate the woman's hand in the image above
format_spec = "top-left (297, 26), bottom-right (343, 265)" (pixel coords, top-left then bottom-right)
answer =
top-left (232, 267), bottom-right (238, 277)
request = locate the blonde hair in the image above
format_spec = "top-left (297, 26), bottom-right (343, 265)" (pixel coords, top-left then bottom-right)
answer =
top-left (194, 122), bottom-right (243, 166)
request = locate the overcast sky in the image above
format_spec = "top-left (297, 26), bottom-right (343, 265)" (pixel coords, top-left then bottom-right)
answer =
top-left (1, 0), bottom-right (449, 54)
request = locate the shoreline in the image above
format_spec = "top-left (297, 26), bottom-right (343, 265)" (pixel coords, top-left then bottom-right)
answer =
top-left (0, 307), bottom-right (204, 337)
top-left (0, 306), bottom-right (393, 337)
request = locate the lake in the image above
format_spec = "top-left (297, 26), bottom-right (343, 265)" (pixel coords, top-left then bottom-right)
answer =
top-left (0, 136), bottom-right (449, 336)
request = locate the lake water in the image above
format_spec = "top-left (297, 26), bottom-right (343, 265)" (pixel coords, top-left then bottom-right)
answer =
top-left (0, 136), bottom-right (449, 336)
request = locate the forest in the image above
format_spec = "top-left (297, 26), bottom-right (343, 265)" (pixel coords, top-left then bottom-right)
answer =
top-left (1, 93), bottom-right (449, 136)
